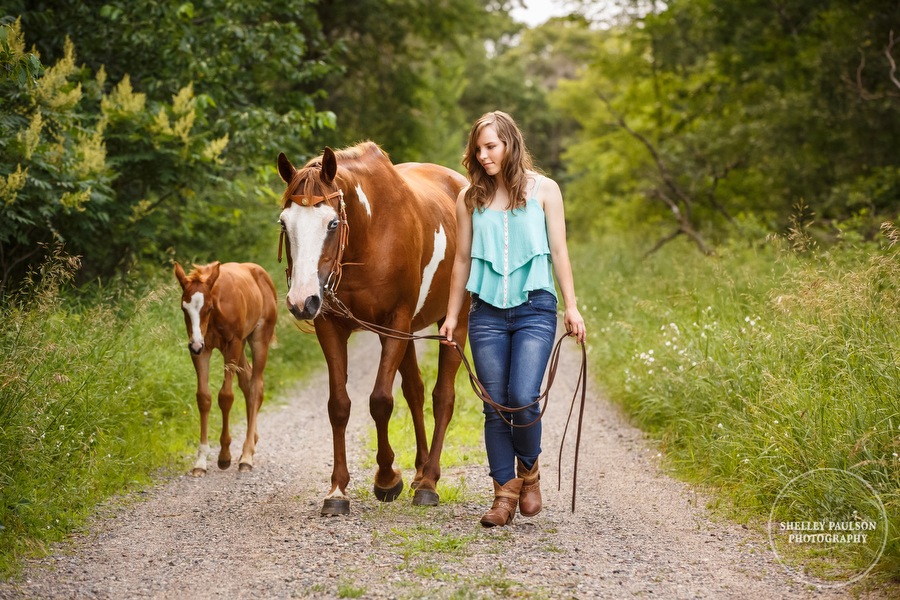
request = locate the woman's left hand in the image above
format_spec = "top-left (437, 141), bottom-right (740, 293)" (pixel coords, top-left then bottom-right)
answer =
top-left (565, 307), bottom-right (586, 344)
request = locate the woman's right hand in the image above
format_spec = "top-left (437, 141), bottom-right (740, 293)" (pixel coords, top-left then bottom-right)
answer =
top-left (439, 318), bottom-right (457, 346)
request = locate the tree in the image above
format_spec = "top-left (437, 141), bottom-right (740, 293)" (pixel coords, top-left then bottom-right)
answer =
top-left (554, 0), bottom-right (900, 252)
top-left (309, 0), bottom-right (509, 165)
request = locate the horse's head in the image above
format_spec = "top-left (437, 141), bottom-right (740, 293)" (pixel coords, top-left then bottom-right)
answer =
top-left (277, 147), bottom-right (346, 320)
top-left (174, 261), bottom-right (221, 355)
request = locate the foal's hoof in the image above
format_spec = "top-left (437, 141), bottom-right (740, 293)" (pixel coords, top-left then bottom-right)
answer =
top-left (238, 462), bottom-right (253, 473)
top-left (218, 458), bottom-right (231, 470)
top-left (412, 488), bottom-right (440, 506)
top-left (373, 478), bottom-right (404, 502)
top-left (321, 498), bottom-right (351, 516)
top-left (190, 468), bottom-right (207, 477)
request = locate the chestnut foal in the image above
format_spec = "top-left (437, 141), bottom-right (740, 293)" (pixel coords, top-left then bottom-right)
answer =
top-left (174, 261), bottom-right (278, 476)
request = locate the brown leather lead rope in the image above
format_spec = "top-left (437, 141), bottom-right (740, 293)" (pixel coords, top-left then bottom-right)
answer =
top-left (322, 291), bottom-right (588, 511)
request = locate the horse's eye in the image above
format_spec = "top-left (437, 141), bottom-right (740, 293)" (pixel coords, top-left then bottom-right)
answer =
top-left (278, 219), bottom-right (286, 231)
top-left (327, 218), bottom-right (339, 232)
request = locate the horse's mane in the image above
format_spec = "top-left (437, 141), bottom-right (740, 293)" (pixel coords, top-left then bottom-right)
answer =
top-left (184, 262), bottom-right (216, 282)
top-left (284, 141), bottom-right (390, 204)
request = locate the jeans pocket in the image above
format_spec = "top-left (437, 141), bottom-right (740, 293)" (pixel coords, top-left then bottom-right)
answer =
top-left (527, 291), bottom-right (557, 315)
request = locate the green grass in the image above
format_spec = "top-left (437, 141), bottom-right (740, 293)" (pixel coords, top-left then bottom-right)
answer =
top-left (0, 249), bottom-right (322, 576)
top-left (573, 230), bottom-right (900, 584)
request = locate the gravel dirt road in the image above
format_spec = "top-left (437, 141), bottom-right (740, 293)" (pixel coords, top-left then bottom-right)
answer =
top-left (1, 325), bottom-right (895, 599)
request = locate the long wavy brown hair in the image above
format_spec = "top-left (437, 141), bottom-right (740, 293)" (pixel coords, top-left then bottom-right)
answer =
top-left (462, 111), bottom-right (534, 212)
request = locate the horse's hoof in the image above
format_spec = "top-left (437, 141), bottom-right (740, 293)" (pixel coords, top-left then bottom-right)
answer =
top-left (321, 498), bottom-right (351, 516)
top-left (238, 462), bottom-right (253, 473)
top-left (190, 468), bottom-right (206, 477)
top-left (218, 458), bottom-right (231, 470)
top-left (373, 478), bottom-right (404, 502)
top-left (412, 488), bottom-right (440, 506)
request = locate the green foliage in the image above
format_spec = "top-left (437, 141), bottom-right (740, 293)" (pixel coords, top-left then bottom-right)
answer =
top-left (310, 0), bottom-right (509, 165)
top-left (0, 249), bottom-right (197, 573)
top-left (575, 229), bottom-right (900, 581)
top-left (555, 0), bottom-right (900, 251)
top-left (12, 0), bottom-right (336, 164)
top-left (0, 19), bottom-right (242, 287)
top-left (460, 14), bottom-right (593, 180)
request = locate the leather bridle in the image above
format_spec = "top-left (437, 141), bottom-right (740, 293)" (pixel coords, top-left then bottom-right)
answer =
top-left (278, 187), bottom-right (349, 294)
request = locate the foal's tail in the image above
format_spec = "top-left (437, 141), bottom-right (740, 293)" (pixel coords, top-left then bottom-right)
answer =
top-left (248, 263), bottom-right (280, 348)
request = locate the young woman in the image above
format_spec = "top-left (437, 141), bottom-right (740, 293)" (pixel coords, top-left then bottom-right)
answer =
top-left (440, 111), bottom-right (586, 527)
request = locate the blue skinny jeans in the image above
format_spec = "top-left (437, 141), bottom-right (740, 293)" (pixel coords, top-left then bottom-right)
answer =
top-left (468, 290), bottom-right (557, 485)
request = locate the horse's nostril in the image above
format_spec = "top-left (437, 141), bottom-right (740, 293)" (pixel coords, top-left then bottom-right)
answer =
top-left (304, 295), bottom-right (321, 316)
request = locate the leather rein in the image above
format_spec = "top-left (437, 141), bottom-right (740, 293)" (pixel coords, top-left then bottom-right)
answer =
top-left (277, 187), bottom-right (588, 512)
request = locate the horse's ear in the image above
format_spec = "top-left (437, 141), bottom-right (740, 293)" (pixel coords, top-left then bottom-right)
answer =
top-left (174, 262), bottom-right (188, 290)
top-left (206, 261), bottom-right (221, 289)
top-left (277, 152), bottom-right (295, 184)
top-left (321, 147), bottom-right (337, 185)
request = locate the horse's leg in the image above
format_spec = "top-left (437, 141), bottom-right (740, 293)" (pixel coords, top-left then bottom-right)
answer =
top-left (239, 333), bottom-right (270, 472)
top-left (315, 319), bottom-right (353, 515)
top-left (191, 351), bottom-right (213, 477)
top-left (217, 341), bottom-right (242, 470)
top-left (370, 335), bottom-right (410, 502)
top-left (397, 340), bottom-right (428, 489)
top-left (414, 312), bottom-right (469, 506)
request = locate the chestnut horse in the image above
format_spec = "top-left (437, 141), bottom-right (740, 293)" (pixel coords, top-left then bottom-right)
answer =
top-left (276, 142), bottom-right (468, 515)
top-left (174, 261), bottom-right (278, 476)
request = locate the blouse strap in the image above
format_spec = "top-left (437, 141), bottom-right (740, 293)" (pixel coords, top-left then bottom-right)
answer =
top-left (531, 176), bottom-right (545, 200)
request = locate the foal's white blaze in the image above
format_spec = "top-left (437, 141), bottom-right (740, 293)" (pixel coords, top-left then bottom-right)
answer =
top-left (280, 202), bottom-right (337, 309)
top-left (182, 292), bottom-right (205, 349)
top-left (413, 224), bottom-right (447, 319)
top-left (355, 184), bottom-right (372, 218)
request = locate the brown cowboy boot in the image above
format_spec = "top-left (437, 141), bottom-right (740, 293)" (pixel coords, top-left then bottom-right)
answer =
top-left (517, 458), bottom-right (541, 517)
top-left (480, 478), bottom-right (523, 527)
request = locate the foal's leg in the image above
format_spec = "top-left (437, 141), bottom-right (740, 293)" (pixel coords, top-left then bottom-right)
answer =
top-left (191, 351), bottom-right (213, 476)
top-left (397, 340), bottom-right (428, 488)
top-left (315, 319), bottom-right (353, 515)
top-left (233, 350), bottom-right (254, 471)
top-left (217, 341), bottom-right (242, 470)
top-left (239, 334), bottom-right (271, 472)
top-left (370, 335), bottom-right (411, 502)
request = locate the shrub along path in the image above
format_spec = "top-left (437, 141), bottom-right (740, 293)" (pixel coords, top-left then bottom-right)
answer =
top-left (0, 326), bottom-right (893, 598)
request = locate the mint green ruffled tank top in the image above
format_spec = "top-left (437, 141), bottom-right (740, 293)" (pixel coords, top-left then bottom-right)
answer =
top-left (466, 176), bottom-right (557, 308)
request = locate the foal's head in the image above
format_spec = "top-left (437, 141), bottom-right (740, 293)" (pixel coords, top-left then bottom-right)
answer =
top-left (277, 148), bottom-right (344, 320)
top-left (174, 261), bottom-right (221, 355)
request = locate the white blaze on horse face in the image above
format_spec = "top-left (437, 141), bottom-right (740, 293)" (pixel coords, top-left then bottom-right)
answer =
top-left (413, 224), bottom-right (447, 319)
top-left (182, 292), bottom-right (205, 351)
top-left (355, 184), bottom-right (372, 218)
top-left (281, 202), bottom-right (337, 308)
